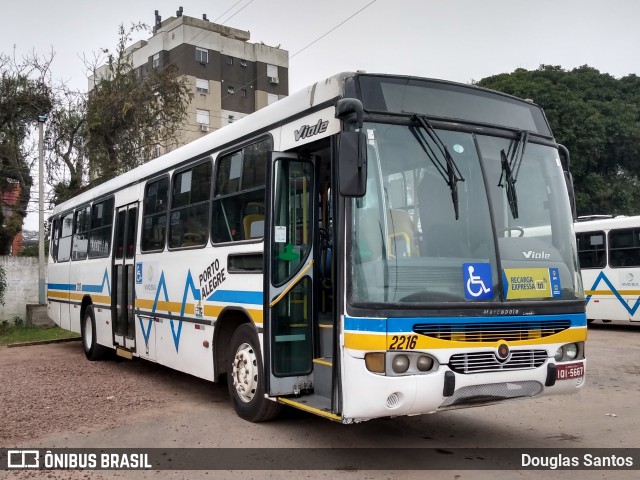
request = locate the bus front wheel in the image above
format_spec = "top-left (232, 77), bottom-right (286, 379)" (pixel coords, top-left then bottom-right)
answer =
top-left (227, 324), bottom-right (281, 422)
top-left (81, 306), bottom-right (107, 361)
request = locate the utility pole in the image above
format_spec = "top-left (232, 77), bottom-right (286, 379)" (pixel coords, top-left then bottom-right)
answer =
top-left (38, 113), bottom-right (48, 305)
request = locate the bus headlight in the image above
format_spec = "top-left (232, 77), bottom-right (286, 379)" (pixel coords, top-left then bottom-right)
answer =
top-left (554, 342), bottom-right (583, 362)
top-left (391, 354), bottom-right (410, 373)
top-left (416, 355), bottom-right (434, 372)
top-left (554, 347), bottom-right (564, 362)
top-left (365, 352), bottom-right (438, 376)
top-left (564, 343), bottom-right (578, 360)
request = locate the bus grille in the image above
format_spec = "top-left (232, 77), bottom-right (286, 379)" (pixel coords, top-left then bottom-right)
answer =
top-left (413, 320), bottom-right (571, 342)
top-left (448, 350), bottom-right (547, 374)
top-left (439, 381), bottom-right (543, 408)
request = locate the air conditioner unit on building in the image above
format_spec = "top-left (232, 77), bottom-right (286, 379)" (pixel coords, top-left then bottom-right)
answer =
top-left (269, 76), bottom-right (279, 84)
top-left (199, 123), bottom-right (209, 132)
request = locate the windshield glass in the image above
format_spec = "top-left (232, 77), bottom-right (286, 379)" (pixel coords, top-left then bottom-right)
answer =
top-left (478, 136), bottom-right (582, 301)
top-left (349, 122), bottom-right (582, 305)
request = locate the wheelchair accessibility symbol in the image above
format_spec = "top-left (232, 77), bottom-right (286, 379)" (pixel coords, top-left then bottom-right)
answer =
top-left (463, 263), bottom-right (493, 300)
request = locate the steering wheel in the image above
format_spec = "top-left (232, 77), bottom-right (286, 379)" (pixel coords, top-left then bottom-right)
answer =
top-left (501, 226), bottom-right (524, 237)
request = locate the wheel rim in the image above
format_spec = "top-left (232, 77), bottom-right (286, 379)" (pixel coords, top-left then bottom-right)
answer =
top-left (84, 315), bottom-right (92, 351)
top-left (231, 342), bottom-right (258, 403)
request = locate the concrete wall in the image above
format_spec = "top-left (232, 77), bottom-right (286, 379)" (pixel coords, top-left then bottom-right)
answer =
top-left (0, 256), bottom-right (38, 321)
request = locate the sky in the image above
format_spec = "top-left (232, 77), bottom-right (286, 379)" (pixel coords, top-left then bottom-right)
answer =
top-left (4, 0), bottom-right (640, 230)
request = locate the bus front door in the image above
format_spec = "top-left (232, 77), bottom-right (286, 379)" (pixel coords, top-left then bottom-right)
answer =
top-left (112, 203), bottom-right (138, 356)
top-left (265, 153), bottom-right (316, 395)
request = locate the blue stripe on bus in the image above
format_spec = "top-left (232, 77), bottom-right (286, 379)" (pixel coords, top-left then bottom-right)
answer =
top-left (345, 313), bottom-right (587, 333)
top-left (47, 283), bottom-right (75, 291)
top-left (47, 269), bottom-right (111, 295)
top-left (208, 290), bottom-right (263, 305)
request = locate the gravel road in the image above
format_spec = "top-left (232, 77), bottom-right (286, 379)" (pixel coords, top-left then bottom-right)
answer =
top-left (0, 341), bottom-right (205, 446)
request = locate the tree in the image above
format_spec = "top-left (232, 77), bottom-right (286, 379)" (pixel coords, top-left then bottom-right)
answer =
top-left (477, 65), bottom-right (640, 216)
top-left (0, 51), bottom-right (53, 254)
top-left (85, 24), bottom-right (192, 182)
top-left (44, 87), bottom-right (89, 205)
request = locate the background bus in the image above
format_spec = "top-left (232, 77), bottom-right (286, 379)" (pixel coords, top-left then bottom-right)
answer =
top-left (575, 215), bottom-right (640, 323)
top-left (47, 72), bottom-right (586, 424)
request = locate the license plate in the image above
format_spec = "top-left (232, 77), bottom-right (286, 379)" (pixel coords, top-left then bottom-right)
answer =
top-left (556, 362), bottom-right (584, 380)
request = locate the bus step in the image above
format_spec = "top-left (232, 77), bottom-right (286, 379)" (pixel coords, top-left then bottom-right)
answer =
top-left (277, 394), bottom-right (341, 422)
top-left (115, 347), bottom-right (133, 360)
top-left (313, 357), bottom-right (332, 397)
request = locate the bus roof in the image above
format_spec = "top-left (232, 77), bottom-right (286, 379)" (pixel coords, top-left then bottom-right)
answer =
top-left (574, 215), bottom-right (640, 232)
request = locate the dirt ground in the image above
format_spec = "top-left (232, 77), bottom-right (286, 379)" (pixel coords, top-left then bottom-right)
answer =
top-left (0, 340), bottom-right (212, 446)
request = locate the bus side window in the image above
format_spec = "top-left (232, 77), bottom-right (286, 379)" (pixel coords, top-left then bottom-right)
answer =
top-left (169, 161), bottom-right (211, 249)
top-left (57, 213), bottom-right (73, 262)
top-left (89, 197), bottom-right (114, 258)
top-left (50, 218), bottom-right (60, 262)
top-left (211, 138), bottom-right (271, 243)
top-left (141, 177), bottom-right (169, 252)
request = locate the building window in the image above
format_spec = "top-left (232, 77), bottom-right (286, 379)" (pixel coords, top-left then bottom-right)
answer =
top-left (141, 177), bottom-right (169, 252)
top-left (196, 78), bottom-right (209, 93)
top-left (267, 64), bottom-right (278, 83)
top-left (227, 85), bottom-right (235, 94)
top-left (196, 47), bottom-right (208, 63)
top-left (169, 161), bottom-right (212, 248)
top-left (196, 109), bottom-right (210, 129)
top-left (241, 89), bottom-right (247, 98)
top-left (154, 144), bottom-right (161, 158)
top-left (227, 56), bottom-right (233, 65)
top-left (152, 53), bottom-right (160, 69)
top-left (212, 138), bottom-right (272, 243)
top-left (267, 93), bottom-right (278, 105)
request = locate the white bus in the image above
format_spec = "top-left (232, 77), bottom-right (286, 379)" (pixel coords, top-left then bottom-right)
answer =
top-left (47, 72), bottom-right (587, 423)
top-left (575, 215), bottom-right (640, 323)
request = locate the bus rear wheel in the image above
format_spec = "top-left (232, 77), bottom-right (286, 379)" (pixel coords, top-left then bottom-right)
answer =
top-left (227, 324), bottom-right (281, 422)
top-left (81, 306), bottom-right (107, 361)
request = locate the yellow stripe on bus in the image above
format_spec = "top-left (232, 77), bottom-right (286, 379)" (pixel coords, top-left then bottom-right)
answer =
top-left (586, 290), bottom-right (640, 296)
top-left (344, 327), bottom-right (587, 351)
top-left (135, 303), bottom-right (263, 325)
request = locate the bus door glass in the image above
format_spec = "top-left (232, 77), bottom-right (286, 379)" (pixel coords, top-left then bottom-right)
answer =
top-left (265, 153), bottom-right (316, 395)
top-left (112, 203), bottom-right (138, 350)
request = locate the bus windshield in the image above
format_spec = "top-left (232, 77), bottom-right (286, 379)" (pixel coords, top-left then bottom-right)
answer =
top-left (349, 122), bottom-right (582, 305)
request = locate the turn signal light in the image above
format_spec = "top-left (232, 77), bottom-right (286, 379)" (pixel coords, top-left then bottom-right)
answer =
top-left (365, 352), bottom-right (385, 373)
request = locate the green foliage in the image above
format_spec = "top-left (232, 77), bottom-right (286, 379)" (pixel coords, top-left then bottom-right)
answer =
top-left (18, 243), bottom-right (48, 257)
top-left (0, 323), bottom-right (80, 346)
top-left (0, 52), bottom-right (53, 253)
top-left (477, 65), bottom-right (640, 216)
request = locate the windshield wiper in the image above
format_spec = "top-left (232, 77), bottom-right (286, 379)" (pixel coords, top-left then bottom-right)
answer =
top-left (410, 114), bottom-right (465, 219)
top-left (498, 130), bottom-right (529, 219)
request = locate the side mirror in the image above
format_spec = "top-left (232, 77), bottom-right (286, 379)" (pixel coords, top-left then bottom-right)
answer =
top-left (338, 131), bottom-right (367, 197)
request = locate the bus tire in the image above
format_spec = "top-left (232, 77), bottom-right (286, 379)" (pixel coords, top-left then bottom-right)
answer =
top-left (227, 324), bottom-right (281, 422)
top-left (81, 306), bottom-right (107, 361)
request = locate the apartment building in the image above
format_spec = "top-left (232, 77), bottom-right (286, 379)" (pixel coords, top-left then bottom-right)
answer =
top-left (91, 8), bottom-right (289, 155)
